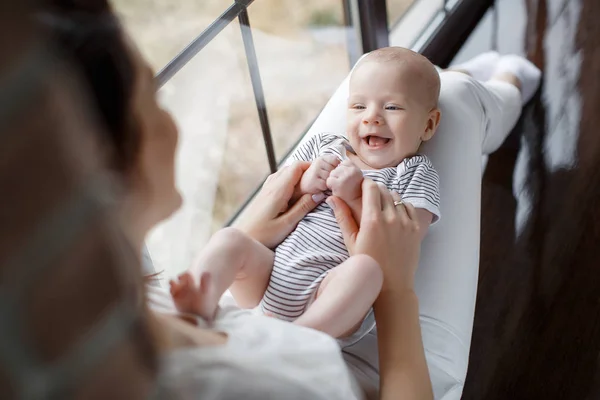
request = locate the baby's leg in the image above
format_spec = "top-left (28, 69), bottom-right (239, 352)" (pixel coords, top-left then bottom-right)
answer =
top-left (294, 254), bottom-right (383, 338)
top-left (170, 227), bottom-right (274, 319)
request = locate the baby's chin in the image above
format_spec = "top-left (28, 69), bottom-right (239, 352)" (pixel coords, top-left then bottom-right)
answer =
top-left (358, 154), bottom-right (401, 170)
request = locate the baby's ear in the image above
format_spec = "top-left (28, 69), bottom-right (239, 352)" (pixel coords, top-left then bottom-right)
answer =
top-left (422, 108), bottom-right (442, 142)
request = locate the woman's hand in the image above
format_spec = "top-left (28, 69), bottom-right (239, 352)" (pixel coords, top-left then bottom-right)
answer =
top-left (326, 179), bottom-right (422, 292)
top-left (327, 179), bottom-right (433, 400)
top-left (234, 161), bottom-right (323, 249)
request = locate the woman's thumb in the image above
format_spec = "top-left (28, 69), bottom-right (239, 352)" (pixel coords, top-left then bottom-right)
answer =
top-left (283, 193), bottom-right (320, 228)
top-left (326, 196), bottom-right (358, 252)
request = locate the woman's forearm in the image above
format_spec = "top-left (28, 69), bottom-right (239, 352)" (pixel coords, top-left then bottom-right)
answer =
top-left (374, 289), bottom-right (433, 400)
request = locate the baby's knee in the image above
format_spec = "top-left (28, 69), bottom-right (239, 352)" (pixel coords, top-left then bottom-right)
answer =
top-left (211, 227), bottom-right (253, 251)
top-left (347, 254), bottom-right (383, 286)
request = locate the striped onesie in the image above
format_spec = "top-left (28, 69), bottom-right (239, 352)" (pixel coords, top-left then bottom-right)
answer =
top-left (259, 133), bottom-right (441, 345)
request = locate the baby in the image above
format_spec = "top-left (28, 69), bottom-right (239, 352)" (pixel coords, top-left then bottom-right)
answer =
top-left (170, 47), bottom-right (441, 344)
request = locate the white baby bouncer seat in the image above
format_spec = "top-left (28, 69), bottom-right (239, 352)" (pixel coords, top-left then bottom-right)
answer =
top-left (295, 58), bottom-right (521, 398)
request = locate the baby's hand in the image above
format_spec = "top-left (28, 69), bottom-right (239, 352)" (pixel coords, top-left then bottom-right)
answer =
top-left (298, 155), bottom-right (340, 194)
top-left (327, 159), bottom-right (363, 202)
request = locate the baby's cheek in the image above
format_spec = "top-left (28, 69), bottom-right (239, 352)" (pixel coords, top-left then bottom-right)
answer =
top-left (346, 117), bottom-right (359, 132)
top-left (346, 130), bottom-right (361, 146)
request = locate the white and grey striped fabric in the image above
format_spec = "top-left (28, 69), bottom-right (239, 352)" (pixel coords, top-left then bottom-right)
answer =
top-left (260, 133), bottom-right (441, 342)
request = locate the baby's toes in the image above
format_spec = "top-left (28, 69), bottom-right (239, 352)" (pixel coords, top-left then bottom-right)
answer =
top-left (169, 279), bottom-right (184, 296)
top-left (178, 273), bottom-right (195, 288)
top-left (170, 274), bottom-right (196, 307)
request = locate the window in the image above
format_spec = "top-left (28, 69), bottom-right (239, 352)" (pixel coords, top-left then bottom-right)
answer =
top-left (389, 0), bottom-right (445, 48)
top-left (112, 0), bottom-right (479, 278)
top-left (387, 0), bottom-right (417, 27)
top-left (111, 0), bottom-right (231, 71)
top-left (115, 1), bottom-right (354, 277)
top-left (246, 0), bottom-right (352, 163)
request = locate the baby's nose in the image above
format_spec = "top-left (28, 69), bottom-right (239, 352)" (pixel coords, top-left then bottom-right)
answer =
top-left (363, 115), bottom-right (381, 125)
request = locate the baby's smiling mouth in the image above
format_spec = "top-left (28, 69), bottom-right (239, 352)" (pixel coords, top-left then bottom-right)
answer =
top-left (364, 135), bottom-right (391, 148)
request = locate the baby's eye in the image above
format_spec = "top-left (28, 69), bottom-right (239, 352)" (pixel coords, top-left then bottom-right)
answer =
top-left (385, 105), bottom-right (402, 110)
top-left (351, 104), bottom-right (366, 110)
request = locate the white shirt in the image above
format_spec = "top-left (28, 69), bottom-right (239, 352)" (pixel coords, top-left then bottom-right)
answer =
top-left (148, 285), bottom-right (365, 399)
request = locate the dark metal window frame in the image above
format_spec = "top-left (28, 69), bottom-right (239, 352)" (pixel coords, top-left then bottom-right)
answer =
top-left (420, 0), bottom-right (497, 68)
top-left (156, 0), bottom-right (253, 86)
top-left (154, 0), bottom-right (495, 228)
top-left (156, 0), bottom-right (276, 173)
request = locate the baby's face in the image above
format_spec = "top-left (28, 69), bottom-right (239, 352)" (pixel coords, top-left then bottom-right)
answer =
top-left (346, 61), bottom-right (436, 169)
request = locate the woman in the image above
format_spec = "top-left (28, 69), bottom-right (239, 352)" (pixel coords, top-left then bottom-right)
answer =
top-left (39, 1), bottom-right (431, 399)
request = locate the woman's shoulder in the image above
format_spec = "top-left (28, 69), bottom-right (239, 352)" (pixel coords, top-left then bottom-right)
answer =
top-left (148, 285), bottom-right (364, 399)
top-left (159, 351), bottom-right (342, 400)
top-left (160, 313), bottom-right (364, 399)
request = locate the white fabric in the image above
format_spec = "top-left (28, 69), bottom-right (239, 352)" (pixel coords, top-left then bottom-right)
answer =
top-left (300, 71), bottom-right (522, 399)
top-left (148, 285), bottom-right (364, 399)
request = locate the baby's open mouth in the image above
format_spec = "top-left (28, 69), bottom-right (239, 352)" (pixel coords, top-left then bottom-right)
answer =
top-left (364, 135), bottom-right (391, 148)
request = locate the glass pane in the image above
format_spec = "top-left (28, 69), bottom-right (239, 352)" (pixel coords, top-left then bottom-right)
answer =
top-left (146, 19), bottom-right (269, 279)
top-left (389, 0), bottom-right (444, 48)
top-left (110, 0), bottom-right (233, 71)
top-left (387, 0), bottom-right (418, 27)
top-left (247, 0), bottom-right (353, 162)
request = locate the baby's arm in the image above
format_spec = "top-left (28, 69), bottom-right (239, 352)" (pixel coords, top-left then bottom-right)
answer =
top-left (327, 159), bottom-right (364, 223)
top-left (414, 209), bottom-right (433, 241)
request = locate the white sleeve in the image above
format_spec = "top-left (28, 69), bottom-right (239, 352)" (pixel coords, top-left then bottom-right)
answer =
top-left (155, 296), bottom-right (364, 400)
top-left (160, 362), bottom-right (334, 400)
top-left (397, 155), bottom-right (441, 224)
top-left (158, 330), bottom-right (364, 400)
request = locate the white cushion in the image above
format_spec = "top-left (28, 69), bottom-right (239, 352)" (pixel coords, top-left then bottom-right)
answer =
top-left (300, 70), bottom-right (483, 399)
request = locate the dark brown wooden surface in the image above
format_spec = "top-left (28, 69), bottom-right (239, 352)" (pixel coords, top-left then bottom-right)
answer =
top-left (462, 0), bottom-right (600, 398)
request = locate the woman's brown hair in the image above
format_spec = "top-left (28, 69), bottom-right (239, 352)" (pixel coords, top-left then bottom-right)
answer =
top-left (38, 0), bottom-right (140, 173)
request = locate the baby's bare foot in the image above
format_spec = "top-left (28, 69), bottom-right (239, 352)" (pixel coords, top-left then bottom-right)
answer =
top-left (169, 271), bottom-right (218, 321)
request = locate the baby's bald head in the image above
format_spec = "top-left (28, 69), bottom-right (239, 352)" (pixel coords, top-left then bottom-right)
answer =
top-left (351, 47), bottom-right (440, 110)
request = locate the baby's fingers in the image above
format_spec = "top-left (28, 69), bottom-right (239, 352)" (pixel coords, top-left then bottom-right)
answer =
top-left (326, 175), bottom-right (339, 190)
top-left (329, 165), bottom-right (343, 179)
top-left (319, 155), bottom-right (341, 171)
top-left (314, 176), bottom-right (329, 191)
